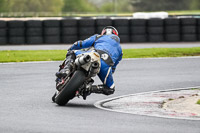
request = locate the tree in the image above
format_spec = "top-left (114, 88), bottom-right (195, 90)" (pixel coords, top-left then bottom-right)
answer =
top-left (117, 0), bottom-right (133, 12)
top-left (131, 0), bottom-right (190, 11)
top-left (1, 0), bottom-right (63, 13)
top-left (39, 0), bottom-right (63, 13)
top-left (100, 0), bottom-right (133, 13)
top-left (100, 2), bottom-right (114, 12)
top-left (0, 0), bottom-right (7, 12)
top-left (190, 0), bottom-right (200, 10)
top-left (62, 0), bottom-right (96, 12)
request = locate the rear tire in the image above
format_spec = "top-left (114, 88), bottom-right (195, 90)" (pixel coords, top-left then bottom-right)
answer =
top-left (55, 70), bottom-right (86, 106)
top-left (52, 92), bottom-right (56, 102)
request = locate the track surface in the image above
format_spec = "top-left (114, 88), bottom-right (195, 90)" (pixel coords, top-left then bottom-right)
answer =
top-left (0, 57), bottom-right (200, 133)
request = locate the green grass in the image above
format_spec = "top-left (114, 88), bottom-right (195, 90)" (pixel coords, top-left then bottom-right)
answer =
top-left (0, 10), bottom-right (200, 17)
top-left (197, 99), bottom-right (200, 105)
top-left (168, 10), bottom-right (200, 15)
top-left (123, 47), bottom-right (200, 58)
top-left (190, 88), bottom-right (200, 90)
top-left (1, 47), bottom-right (200, 63)
top-left (0, 50), bottom-right (67, 62)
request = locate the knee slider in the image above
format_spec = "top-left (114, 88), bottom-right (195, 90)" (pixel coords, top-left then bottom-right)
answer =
top-left (102, 85), bottom-right (115, 95)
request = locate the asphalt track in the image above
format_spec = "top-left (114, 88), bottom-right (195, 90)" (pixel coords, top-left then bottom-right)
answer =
top-left (0, 57), bottom-right (200, 133)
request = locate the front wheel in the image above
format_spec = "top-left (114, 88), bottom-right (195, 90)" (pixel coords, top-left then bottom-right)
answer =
top-left (55, 70), bottom-right (86, 106)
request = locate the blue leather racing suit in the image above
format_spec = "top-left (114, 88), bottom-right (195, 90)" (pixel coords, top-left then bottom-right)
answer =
top-left (69, 34), bottom-right (123, 89)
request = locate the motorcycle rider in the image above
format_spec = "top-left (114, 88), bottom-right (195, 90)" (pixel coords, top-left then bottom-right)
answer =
top-left (56, 26), bottom-right (123, 97)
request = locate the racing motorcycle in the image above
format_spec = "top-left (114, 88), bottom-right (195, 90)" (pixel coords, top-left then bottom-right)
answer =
top-left (52, 50), bottom-right (101, 106)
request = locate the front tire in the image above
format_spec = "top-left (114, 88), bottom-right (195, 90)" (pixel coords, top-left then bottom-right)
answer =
top-left (55, 70), bottom-right (86, 106)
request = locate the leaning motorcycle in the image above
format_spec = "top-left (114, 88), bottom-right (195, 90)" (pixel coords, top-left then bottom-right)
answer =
top-left (52, 50), bottom-right (101, 106)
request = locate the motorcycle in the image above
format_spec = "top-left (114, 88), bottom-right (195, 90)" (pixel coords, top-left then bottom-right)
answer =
top-left (52, 50), bottom-right (101, 106)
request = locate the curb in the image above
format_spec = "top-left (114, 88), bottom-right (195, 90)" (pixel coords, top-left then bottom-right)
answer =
top-left (94, 86), bottom-right (200, 121)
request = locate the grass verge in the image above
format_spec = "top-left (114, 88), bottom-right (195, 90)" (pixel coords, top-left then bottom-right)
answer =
top-left (197, 99), bottom-right (200, 105)
top-left (123, 47), bottom-right (200, 58)
top-left (1, 47), bottom-right (200, 63)
top-left (1, 10), bottom-right (200, 17)
top-left (0, 50), bottom-right (67, 62)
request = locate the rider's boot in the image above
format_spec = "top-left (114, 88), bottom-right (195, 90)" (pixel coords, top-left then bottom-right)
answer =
top-left (90, 85), bottom-right (115, 95)
top-left (55, 64), bottom-right (71, 78)
top-left (56, 51), bottom-right (76, 78)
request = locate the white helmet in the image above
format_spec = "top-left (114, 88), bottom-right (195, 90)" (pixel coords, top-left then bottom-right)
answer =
top-left (101, 26), bottom-right (118, 36)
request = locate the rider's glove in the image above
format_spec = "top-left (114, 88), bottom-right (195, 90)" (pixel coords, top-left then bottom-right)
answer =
top-left (67, 46), bottom-right (73, 52)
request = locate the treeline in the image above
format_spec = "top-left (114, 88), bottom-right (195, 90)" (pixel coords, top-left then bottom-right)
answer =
top-left (0, 0), bottom-right (97, 13)
top-left (0, 0), bottom-right (199, 13)
top-left (132, 0), bottom-right (200, 11)
top-left (0, 0), bottom-right (63, 12)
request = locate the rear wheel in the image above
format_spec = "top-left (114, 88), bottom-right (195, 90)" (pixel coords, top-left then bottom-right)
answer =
top-left (52, 92), bottom-right (57, 102)
top-left (55, 70), bottom-right (86, 106)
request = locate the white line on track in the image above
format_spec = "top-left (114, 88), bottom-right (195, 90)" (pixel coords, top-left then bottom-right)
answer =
top-left (1, 56), bottom-right (200, 65)
top-left (123, 56), bottom-right (200, 60)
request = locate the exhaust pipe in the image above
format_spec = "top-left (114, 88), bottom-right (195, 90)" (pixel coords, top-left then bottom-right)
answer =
top-left (75, 55), bottom-right (91, 66)
top-left (89, 61), bottom-right (99, 77)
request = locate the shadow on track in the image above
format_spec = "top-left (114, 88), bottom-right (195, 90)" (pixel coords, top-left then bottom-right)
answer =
top-left (54, 102), bottom-right (95, 109)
